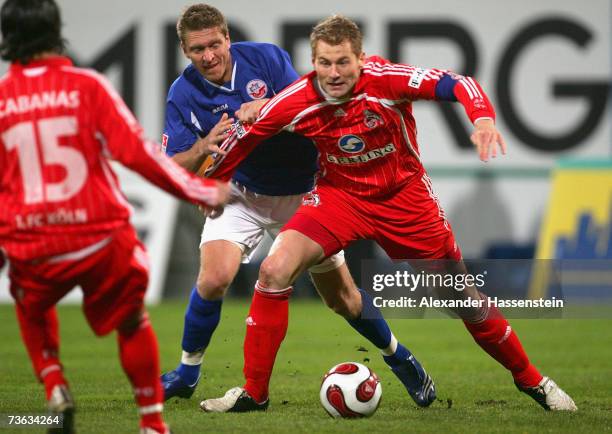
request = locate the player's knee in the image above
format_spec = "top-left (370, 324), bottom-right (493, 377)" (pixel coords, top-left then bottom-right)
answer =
top-left (196, 271), bottom-right (232, 300)
top-left (259, 255), bottom-right (293, 288)
top-left (116, 309), bottom-right (146, 336)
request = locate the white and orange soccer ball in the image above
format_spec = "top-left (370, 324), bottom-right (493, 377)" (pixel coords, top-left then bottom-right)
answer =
top-left (319, 362), bottom-right (382, 418)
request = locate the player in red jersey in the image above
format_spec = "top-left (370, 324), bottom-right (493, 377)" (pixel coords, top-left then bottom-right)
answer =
top-left (0, 1), bottom-right (230, 433)
top-left (203, 15), bottom-right (576, 412)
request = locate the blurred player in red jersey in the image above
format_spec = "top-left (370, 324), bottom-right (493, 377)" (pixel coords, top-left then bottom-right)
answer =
top-left (203, 15), bottom-right (577, 412)
top-left (0, 1), bottom-right (230, 433)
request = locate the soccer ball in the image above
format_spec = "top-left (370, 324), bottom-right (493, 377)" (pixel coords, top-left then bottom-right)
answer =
top-left (319, 362), bottom-right (382, 418)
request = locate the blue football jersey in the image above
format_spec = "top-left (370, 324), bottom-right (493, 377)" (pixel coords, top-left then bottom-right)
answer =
top-left (163, 42), bottom-right (317, 196)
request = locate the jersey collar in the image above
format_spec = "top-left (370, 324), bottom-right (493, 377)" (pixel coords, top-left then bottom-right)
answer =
top-left (10, 56), bottom-right (73, 74)
top-left (312, 74), bottom-right (354, 104)
top-left (204, 61), bottom-right (237, 92)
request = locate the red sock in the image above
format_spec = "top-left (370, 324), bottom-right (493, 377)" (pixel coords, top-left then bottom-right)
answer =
top-left (243, 282), bottom-right (291, 403)
top-left (117, 313), bottom-right (166, 433)
top-left (463, 305), bottom-right (542, 387)
top-left (15, 304), bottom-right (68, 399)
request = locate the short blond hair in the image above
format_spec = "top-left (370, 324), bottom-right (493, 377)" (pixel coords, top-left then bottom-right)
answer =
top-left (177, 4), bottom-right (228, 44)
top-left (310, 15), bottom-right (362, 57)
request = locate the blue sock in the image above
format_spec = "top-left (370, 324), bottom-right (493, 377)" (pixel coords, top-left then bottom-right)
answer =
top-left (347, 288), bottom-right (393, 349)
top-left (347, 288), bottom-right (413, 367)
top-left (176, 287), bottom-right (222, 384)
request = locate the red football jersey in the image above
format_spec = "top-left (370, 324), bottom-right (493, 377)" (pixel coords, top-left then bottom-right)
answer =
top-left (208, 56), bottom-right (494, 197)
top-left (0, 57), bottom-right (221, 261)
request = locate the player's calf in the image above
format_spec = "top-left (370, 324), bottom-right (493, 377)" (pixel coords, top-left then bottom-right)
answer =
top-left (161, 287), bottom-right (222, 401)
top-left (117, 311), bottom-right (167, 433)
top-left (463, 305), bottom-right (544, 388)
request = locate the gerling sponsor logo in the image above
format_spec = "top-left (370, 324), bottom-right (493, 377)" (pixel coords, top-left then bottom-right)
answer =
top-left (327, 143), bottom-right (396, 165)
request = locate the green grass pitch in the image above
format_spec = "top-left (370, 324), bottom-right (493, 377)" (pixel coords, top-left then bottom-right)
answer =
top-left (1, 300), bottom-right (611, 433)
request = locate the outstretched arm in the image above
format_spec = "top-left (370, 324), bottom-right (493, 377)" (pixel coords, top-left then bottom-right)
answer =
top-left (372, 58), bottom-right (504, 162)
top-left (435, 72), bottom-right (505, 162)
top-left (450, 75), bottom-right (505, 162)
top-left (91, 72), bottom-right (230, 208)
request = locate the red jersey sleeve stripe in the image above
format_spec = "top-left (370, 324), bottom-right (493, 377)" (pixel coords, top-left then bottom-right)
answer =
top-left (258, 79), bottom-right (308, 120)
top-left (466, 77), bottom-right (484, 98)
top-left (285, 101), bottom-right (330, 131)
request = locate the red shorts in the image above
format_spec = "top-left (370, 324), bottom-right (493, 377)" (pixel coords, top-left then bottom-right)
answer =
top-left (8, 225), bottom-right (149, 336)
top-left (282, 172), bottom-right (461, 261)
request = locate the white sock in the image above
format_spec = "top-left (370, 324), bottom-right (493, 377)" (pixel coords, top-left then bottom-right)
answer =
top-left (381, 334), bottom-right (398, 356)
top-left (181, 349), bottom-right (205, 366)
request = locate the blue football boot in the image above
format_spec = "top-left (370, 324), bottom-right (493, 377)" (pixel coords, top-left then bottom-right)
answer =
top-left (161, 370), bottom-right (199, 401)
top-left (384, 353), bottom-right (436, 407)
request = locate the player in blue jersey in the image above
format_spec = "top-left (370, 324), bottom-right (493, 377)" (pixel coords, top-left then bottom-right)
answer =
top-left (160, 3), bottom-right (437, 412)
